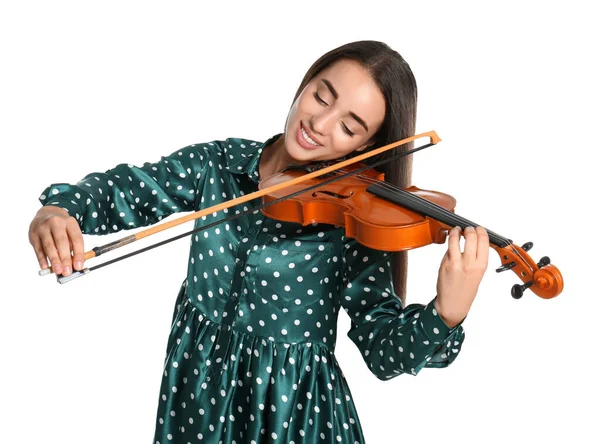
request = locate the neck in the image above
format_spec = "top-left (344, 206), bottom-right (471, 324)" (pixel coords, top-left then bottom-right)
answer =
top-left (259, 135), bottom-right (305, 180)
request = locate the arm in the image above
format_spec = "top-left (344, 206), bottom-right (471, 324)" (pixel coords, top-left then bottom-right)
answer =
top-left (38, 142), bottom-right (215, 234)
top-left (31, 142), bottom-right (217, 276)
top-left (340, 237), bottom-right (465, 380)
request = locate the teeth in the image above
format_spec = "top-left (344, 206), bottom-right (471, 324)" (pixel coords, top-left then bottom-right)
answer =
top-left (301, 127), bottom-right (319, 146)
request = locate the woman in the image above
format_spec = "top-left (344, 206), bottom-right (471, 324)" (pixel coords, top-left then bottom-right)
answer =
top-left (29, 41), bottom-right (489, 443)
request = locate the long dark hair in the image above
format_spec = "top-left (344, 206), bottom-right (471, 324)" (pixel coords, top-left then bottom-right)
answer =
top-left (291, 40), bottom-right (417, 306)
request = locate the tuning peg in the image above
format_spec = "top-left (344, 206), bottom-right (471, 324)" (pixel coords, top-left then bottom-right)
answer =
top-left (511, 280), bottom-right (534, 299)
top-left (521, 242), bottom-right (533, 252)
top-left (496, 261), bottom-right (516, 273)
top-left (537, 256), bottom-right (551, 267)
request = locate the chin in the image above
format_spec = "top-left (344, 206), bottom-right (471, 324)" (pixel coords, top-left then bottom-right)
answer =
top-left (280, 133), bottom-right (311, 163)
top-left (290, 142), bottom-right (323, 164)
top-left (285, 125), bottom-right (326, 163)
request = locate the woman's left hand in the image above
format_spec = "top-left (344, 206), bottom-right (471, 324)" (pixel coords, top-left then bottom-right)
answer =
top-left (434, 225), bottom-right (490, 328)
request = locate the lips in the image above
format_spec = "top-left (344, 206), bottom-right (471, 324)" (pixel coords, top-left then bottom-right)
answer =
top-left (296, 122), bottom-right (323, 150)
top-left (301, 122), bottom-right (322, 145)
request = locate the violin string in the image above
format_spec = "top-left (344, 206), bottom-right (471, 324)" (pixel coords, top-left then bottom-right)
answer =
top-left (327, 168), bottom-right (472, 227)
top-left (349, 170), bottom-right (511, 247)
top-left (317, 156), bottom-right (540, 283)
top-left (315, 167), bottom-right (534, 276)
top-left (330, 170), bottom-right (538, 275)
top-left (326, 168), bottom-right (536, 277)
top-left (376, 178), bottom-right (515, 248)
top-left (328, 169), bottom-right (511, 248)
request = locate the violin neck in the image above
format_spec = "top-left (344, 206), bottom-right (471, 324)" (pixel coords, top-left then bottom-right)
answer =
top-left (367, 184), bottom-right (511, 248)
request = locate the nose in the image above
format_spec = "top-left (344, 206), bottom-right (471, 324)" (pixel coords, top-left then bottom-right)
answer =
top-left (310, 109), bottom-right (336, 136)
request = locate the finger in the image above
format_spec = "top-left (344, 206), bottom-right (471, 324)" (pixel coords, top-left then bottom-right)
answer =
top-left (447, 226), bottom-right (462, 261)
top-left (40, 230), bottom-right (63, 275)
top-left (463, 226), bottom-right (478, 260)
top-left (476, 226), bottom-right (490, 263)
top-left (31, 235), bottom-right (49, 270)
top-left (66, 221), bottom-right (85, 271)
top-left (51, 225), bottom-right (73, 276)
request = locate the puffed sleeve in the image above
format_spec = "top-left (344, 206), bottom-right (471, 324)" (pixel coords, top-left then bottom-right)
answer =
top-left (340, 237), bottom-right (466, 380)
top-left (38, 143), bottom-right (216, 235)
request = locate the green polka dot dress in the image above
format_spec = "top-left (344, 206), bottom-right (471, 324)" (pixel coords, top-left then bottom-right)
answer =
top-left (40, 134), bottom-right (465, 443)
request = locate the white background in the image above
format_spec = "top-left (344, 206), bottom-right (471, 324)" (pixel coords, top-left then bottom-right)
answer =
top-left (1, 1), bottom-right (598, 443)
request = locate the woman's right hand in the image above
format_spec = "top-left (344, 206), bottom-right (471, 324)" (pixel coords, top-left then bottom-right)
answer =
top-left (28, 206), bottom-right (84, 276)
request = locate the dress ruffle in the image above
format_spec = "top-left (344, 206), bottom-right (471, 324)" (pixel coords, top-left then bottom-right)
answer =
top-left (153, 283), bottom-right (365, 443)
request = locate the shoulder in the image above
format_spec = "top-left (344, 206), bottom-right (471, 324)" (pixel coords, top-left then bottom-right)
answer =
top-left (162, 137), bottom-right (261, 176)
top-left (222, 137), bottom-right (263, 160)
top-left (180, 137), bottom-right (262, 166)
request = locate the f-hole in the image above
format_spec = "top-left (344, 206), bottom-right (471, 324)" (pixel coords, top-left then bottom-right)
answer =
top-left (312, 190), bottom-right (354, 199)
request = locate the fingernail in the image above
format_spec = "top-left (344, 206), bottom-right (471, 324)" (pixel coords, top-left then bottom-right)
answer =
top-left (465, 226), bottom-right (474, 231)
top-left (64, 266), bottom-right (72, 276)
top-left (74, 261), bottom-right (83, 270)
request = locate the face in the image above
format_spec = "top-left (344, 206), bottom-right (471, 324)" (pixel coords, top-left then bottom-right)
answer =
top-left (282, 59), bottom-right (386, 163)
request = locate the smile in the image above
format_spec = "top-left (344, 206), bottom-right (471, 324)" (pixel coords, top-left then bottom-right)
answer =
top-left (301, 127), bottom-right (320, 146)
top-left (296, 122), bottom-right (323, 150)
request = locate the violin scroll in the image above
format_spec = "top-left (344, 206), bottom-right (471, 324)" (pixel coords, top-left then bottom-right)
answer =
top-left (492, 242), bottom-right (563, 299)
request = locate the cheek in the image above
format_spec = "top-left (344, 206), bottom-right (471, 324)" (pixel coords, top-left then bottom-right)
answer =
top-left (333, 140), bottom-right (361, 156)
top-left (319, 137), bottom-right (363, 160)
top-left (296, 92), bottom-right (322, 116)
top-left (286, 94), bottom-right (315, 132)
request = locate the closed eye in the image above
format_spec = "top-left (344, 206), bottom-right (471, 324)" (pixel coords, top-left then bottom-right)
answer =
top-left (342, 123), bottom-right (355, 137)
top-left (313, 91), bottom-right (328, 106)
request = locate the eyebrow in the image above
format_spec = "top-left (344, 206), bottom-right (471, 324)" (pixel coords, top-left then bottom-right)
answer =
top-left (321, 79), bottom-right (369, 132)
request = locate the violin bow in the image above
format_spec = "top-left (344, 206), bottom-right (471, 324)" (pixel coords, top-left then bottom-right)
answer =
top-left (39, 131), bottom-right (441, 283)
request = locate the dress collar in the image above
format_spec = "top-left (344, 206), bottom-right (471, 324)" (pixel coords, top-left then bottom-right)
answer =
top-left (224, 133), bottom-right (283, 184)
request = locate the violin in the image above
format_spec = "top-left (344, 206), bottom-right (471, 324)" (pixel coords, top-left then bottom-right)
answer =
top-left (260, 162), bottom-right (563, 300)
top-left (39, 131), bottom-right (564, 300)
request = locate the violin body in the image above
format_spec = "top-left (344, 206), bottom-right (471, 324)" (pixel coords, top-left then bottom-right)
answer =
top-left (259, 164), bottom-right (455, 251)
